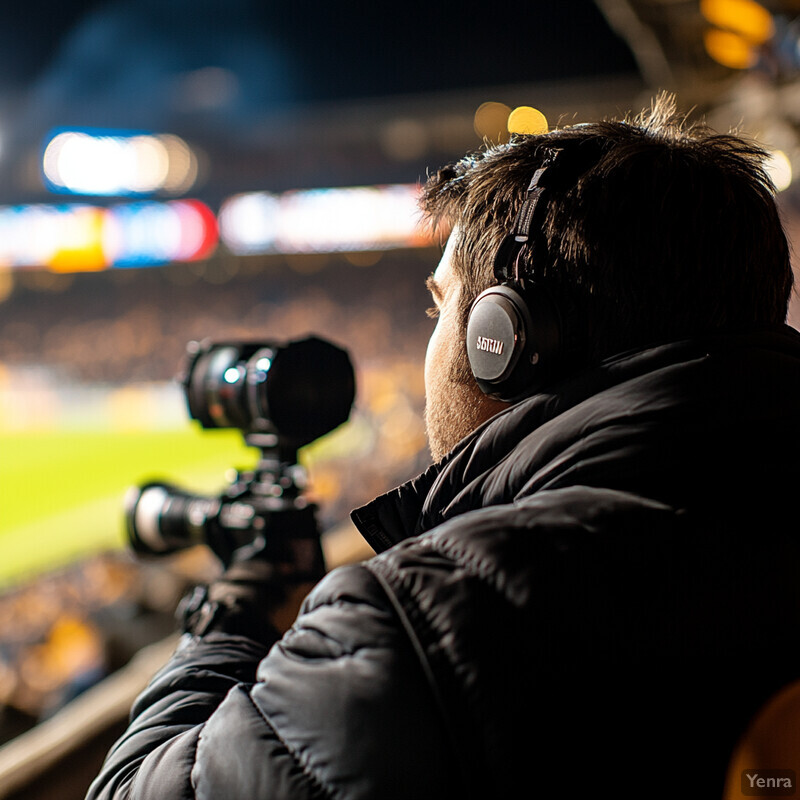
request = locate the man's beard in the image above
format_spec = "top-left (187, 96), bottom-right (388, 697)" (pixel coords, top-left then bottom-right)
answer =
top-left (424, 354), bottom-right (495, 463)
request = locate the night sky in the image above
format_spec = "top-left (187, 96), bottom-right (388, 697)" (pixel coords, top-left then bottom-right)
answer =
top-left (0, 0), bottom-right (640, 202)
top-left (0, 0), bottom-right (637, 110)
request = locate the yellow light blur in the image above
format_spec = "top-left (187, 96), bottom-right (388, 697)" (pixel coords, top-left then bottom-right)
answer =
top-left (0, 267), bottom-right (12, 303)
top-left (474, 102), bottom-right (512, 144)
top-left (0, 266), bottom-right (14, 303)
top-left (47, 207), bottom-right (107, 272)
top-left (507, 106), bottom-right (549, 135)
top-left (765, 149), bottom-right (793, 191)
top-left (703, 28), bottom-right (758, 69)
top-left (701, 0), bottom-right (774, 44)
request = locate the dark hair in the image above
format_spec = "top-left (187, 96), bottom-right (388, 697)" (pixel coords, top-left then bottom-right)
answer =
top-left (420, 94), bottom-right (793, 365)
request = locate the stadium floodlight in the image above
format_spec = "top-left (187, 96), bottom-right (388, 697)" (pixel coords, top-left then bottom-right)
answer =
top-left (42, 128), bottom-right (198, 198)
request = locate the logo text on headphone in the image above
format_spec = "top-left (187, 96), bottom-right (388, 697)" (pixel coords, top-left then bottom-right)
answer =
top-left (476, 336), bottom-right (504, 355)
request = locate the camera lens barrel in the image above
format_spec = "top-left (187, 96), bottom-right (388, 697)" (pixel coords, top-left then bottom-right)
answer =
top-left (182, 336), bottom-right (355, 446)
top-left (125, 482), bottom-right (220, 556)
top-left (183, 344), bottom-right (259, 430)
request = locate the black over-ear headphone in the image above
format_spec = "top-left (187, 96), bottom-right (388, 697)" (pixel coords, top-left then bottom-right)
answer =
top-left (466, 149), bottom-right (564, 402)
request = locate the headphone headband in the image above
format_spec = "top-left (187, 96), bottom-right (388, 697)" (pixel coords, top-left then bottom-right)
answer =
top-left (467, 149), bottom-right (564, 402)
top-left (493, 148), bottom-right (559, 283)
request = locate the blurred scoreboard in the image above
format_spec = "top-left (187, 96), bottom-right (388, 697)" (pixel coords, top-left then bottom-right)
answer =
top-left (0, 199), bottom-right (218, 270)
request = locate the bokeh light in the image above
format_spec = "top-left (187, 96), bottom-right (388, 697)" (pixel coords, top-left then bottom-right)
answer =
top-left (473, 101), bottom-right (511, 144)
top-left (0, 199), bottom-right (218, 270)
top-left (507, 106), bottom-right (549, 135)
top-left (700, 0), bottom-right (774, 45)
top-left (219, 184), bottom-right (430, 255)
top-left (42, 130), bottom-right (198, 197)
top-left (703, 28), bottom-right (758, 69)
top-left (765, 149), bottom-right (793, 191)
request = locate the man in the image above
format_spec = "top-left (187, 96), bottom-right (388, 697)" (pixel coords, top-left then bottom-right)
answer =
top-left (87, 95), bottom-right (800, 799)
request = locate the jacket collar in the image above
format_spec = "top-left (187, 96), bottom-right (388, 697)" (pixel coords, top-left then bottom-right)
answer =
top-left (351, 325), bottom-right (800, 554)
top-left (349, 360), bottom-right (612, 554)
top-left (350, 464), bottom-right (440, 553)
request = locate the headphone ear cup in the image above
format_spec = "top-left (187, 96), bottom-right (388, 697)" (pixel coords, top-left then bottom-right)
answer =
top-left (466, 285), bottom-right (530, 393)
top-left (466, 283), bottom-right (561, 401)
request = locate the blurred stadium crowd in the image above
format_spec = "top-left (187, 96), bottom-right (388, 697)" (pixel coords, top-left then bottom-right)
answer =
top-left (0, 248), bottom-right (434, 383)
top-left (0, 553), bottom-right (180, 744)
top-left (0, 247), bottom-right (439, 740)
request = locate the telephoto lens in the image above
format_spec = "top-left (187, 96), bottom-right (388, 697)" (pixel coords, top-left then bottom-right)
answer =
top-left (182, 335), bottom-right (355, 446)
top-left (126, 481), bottom-right (270, 560)
top-left (125, 482), bottom-right (221, 556)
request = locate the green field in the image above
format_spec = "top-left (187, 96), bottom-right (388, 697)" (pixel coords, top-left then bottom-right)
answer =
top-left (0, 427), bottom-right (258, 587)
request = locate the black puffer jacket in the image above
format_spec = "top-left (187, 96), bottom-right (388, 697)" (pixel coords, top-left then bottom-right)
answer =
top-left (87, 327), bottom-right (800, 800)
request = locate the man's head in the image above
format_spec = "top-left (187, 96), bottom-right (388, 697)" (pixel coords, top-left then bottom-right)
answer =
top-left (421, 94), bottom-right (794, 462)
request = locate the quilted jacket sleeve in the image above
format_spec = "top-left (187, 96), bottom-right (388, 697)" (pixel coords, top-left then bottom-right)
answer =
top-left (86, 564), bottom-right (455, 800)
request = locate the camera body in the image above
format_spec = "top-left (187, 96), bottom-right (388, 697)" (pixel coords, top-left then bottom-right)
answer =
top-left (125, 335), bottom-right (355, 565)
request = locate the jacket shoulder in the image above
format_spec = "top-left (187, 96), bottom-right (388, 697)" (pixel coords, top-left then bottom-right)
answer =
top-left (373, 485), bottom-right (677, 611)
top-left (365, 487), bottom-right (681, 795)
top-left (88, 562), bottom-right (461, 800)
top-left (197, 562), bottom-right (461, 799)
